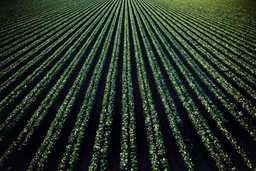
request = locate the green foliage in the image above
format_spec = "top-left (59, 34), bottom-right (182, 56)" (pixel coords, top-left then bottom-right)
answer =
top-left (0, 0), bottom-right (255, 170)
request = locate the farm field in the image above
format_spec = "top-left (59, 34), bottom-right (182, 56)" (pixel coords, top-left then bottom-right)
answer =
top-left (0, 0), bottom-right (256, 170)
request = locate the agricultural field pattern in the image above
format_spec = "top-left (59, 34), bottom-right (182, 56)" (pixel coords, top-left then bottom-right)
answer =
top-left (0, 0), bottom-right (256, 170)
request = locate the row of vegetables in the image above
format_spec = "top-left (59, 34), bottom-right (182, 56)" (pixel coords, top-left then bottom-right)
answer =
top-left (0, 0), bottom-right (255, 170)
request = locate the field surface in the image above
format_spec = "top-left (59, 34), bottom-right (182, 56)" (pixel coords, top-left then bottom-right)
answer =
top-left (0, 0), bottom-right (256, 170)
